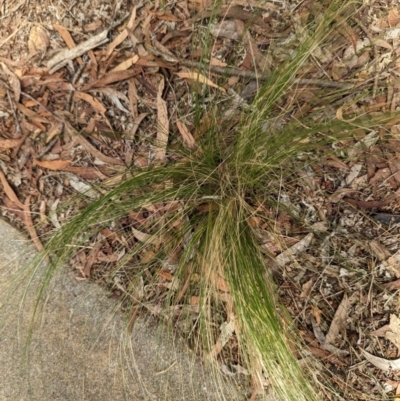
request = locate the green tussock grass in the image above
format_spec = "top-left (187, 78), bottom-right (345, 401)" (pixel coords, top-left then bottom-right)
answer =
top-left (10, 0), bottom-right (400, 400)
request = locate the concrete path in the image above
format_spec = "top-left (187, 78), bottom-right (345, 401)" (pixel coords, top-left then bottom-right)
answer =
top-left (0, 219), bottom-right (249, 401)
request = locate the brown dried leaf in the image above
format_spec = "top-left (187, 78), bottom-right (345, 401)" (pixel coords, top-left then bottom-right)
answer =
top-left (345, 163), bottom-right (363, 185)
top-left (176, 70), bottom-right (226, 92)
top-left (111, 55), bottom-right (139, 72)
top-left (34, 159), bottom-right (71, 170)
top-left (151, 38), bottom-right (179, 63)
top-left (380, 250), bottom-right (400, 278)
top-left (127, 112), bottom-right (148, 141)
top-left (21, 118), bottom-right (41, 135)
top-left (370, 323), bottom-right (391, 337)
top-left (83, 20), bottom-right (103, 32)
top-left (76, 136), bottom-right (124, 165)
top-left (188, 0), bottom-right (212, 10)
top-left (321, 156), bottom-right (349, 170)
top-left (276, 233), bottom-right (313, 267)
top-left (210, 20), bottom-right (240, 40)
top-left (387, 380), bottom-right (399, 393)
top-left (383, 279), bottom-right (400, 291)
top-left (49, 199), bottom-right (60, 228)
top-left (2, 197), bottom-right (25, 219)
top-left (368, 240), bottom-right (391, 262)
top-left (1, 62), bottom-right (21, 102)
top-left (210, 58), bottom-right (227, 67)
top-left (208, 318), bottom-right (236, 358)
top-left (158, 270), bottom-right (174, 281)
top-left (389, 158), bottom-right (400, 184)
top-left (17, 103), bottom-right (39, 118)
top-left (93, 87), bottom-right (130, 114)
top-left (39, 200), bottom-right (46, 223)
top-left (300, 278), bottom-right (313, 299)
top-left (176, 120), bottom-right (196, 149)
top-left (154, 77), bottom-right (169, 161)
top-left (374, 38), bottom-right (392, 50)
top-left (53, 24), bottom-right (77, 49)
top-left (28, 25), bottom-right (50, 56)
top-left (28, 116), bottom-right (47, 132)
top-left (0, 137), bottom-right (22, 149)
top-left (329, 188), bottom-right (356, 203)
top-left (67, 174), bottom-right (99, 198)
top-left (46, 122), bottom-right (64, 143)
top-left (360, 348), bottom-right (400, 371)
top-left (343, 195), bottom-right (396, 209)
top-left (370, 167), bottom-right (391, 185)
top-left (131, 227), bottom-right (159, 244)
top-left (105, 31), bottom-right (128, 58)
top-left (326, 293), bottom-right (350, 344)
top-left (310, 316), bottom-right (349, 356)
top-left (128, 79), bottom-right (138, 118)
top-left (244, 29), bottom-right (264, 71)
top-left (83, 242), bottom-right (102, 277)
top-left (337, 20), bottom-right (358, 50)
top-left (0, 170), bottom-right (24, 209)
top-left (336, 106), bottom-right (356, 122)
top-left (74, 91), bottom-right (106, 115)
top-left (385, 314), bottom-right (400, 352)
top-left (155, 12), bottom-right (180, 22)
top-left (311, 306), bottom-right (322, 325)
top-left (82, 70), bottom-right (140, 90)
top-left (105, 7), bottom-right (137, 58)
top-left (23, 195), bottom-right (46, 255)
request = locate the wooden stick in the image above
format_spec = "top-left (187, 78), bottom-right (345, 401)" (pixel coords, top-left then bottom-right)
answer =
top-left (47, 13), bottom-right (130, 74)
top-left (177, 58), bottom-right (354, 90)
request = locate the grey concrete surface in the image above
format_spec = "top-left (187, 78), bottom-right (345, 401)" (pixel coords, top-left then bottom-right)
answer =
top-left (0, 219), bottom-right (249, 401)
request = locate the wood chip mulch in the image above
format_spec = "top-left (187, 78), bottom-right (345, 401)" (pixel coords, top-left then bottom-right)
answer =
top-left (3, 0), bottom-right (400, 399)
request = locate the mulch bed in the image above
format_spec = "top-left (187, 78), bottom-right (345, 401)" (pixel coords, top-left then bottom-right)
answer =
top-left (2, 0), bottom-right (400, 399)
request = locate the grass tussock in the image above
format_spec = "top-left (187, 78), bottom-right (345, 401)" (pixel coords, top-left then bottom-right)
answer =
top-left (12, 0), bottom-right (400, 400)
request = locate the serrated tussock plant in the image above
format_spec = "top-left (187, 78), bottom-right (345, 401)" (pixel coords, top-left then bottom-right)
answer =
top-left (10, 1), bottom-right (399, 400)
